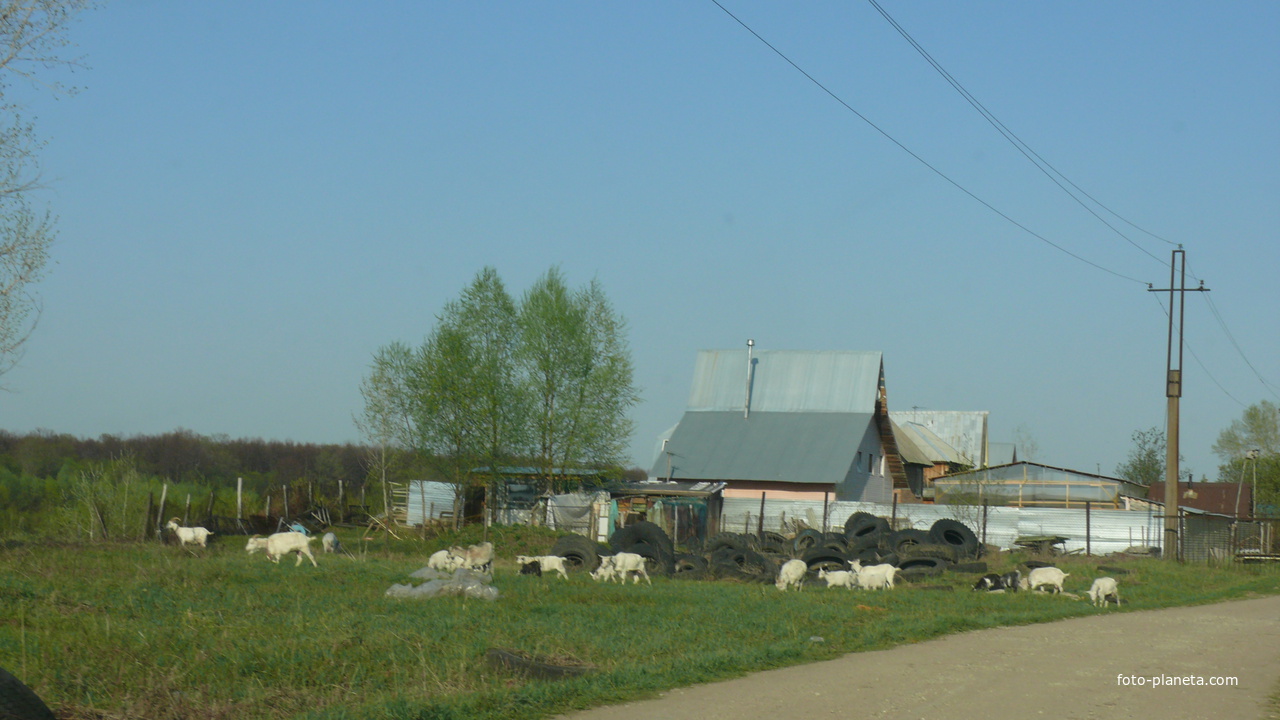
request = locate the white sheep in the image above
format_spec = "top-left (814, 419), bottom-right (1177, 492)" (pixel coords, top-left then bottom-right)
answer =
top-left (818, 568), bottom-right (859, 590)
top-left (165, 519), bottom-right (213, 548)
top-left (246, 531), bottom-right (317, 567)
top-left (591, 553), bottom-right (650, 585)
top-left (776, 558), bottom-right (808, 591)
top-left (514, 555), bottom-right (569, 579)
top-left (1088, 577), bottom-right (1120, 607)
top-left (856, 563), bottom-right (899, 590)
top-left (321, 532), bottom-right (341, 554)
top-left (1023, 566), bottom-right (1069, 594)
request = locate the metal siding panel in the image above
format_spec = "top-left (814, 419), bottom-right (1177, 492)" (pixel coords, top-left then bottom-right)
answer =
top-left (405, 481), bottom-right (457, 526)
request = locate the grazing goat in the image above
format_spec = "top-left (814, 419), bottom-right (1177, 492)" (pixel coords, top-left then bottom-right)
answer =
top-left (450, 542), bottom-right (494, 572)
top-left (514, 555), bottom-right (569, 580)
top-left (427, 549), bottom-right (463, 572)
top-left (591, 552), bottom-right (651, 585)
top-left (1088, 577), bottom-right (1120, 607)
top-left (776, 559), bottom-right (808, 592)
top-left (246, 531), bottom-right (317, 567)
top-left (519, 561), bottom-right (542, 577)
top-left (856, 563), bottom-right (899, 591)
top-left (973, 570), bottom-right (1022, 592)
top-left (818, 568), bottom-right (858, 590)
top-left (1022, 566), bottom-right (1069, 594)
top-left (321, 532), bottom-right (340, 554)
top-left (165, 519), bottom-right (213, 548)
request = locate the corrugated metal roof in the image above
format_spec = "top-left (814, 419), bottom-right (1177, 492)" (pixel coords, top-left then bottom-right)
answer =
top-left (889, 410), bottom-right (987, 466)
top-left (648, 410), bottom-right (873, 484)
top-left (895, 421), bottom-right (965, 464)
top-left (890, 419), bottom-right (935, 466)
top-left (687, 350), bottom-right (883, 414)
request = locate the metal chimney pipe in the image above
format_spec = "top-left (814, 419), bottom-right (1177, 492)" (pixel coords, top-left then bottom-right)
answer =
top-left (744, 339), bottom-right (755, 419)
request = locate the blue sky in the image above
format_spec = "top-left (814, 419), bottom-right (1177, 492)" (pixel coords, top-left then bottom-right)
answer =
top-left (3, 1), bottom-right (1277, 481)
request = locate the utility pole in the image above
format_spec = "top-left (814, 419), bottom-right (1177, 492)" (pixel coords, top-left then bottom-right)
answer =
top-left (1148, 248), bottom-right (1208, 560)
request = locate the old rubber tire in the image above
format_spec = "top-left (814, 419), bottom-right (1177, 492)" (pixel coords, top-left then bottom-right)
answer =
top-left (551, 535), bottom-right (599, 572)
top-left (884, 528), bottom-right (932, 555)
top-left (949, 561), bottom-right (989, 574)
top-left (792, 528), bottom-right (824, 554)
top-left (897, 555), bottom-right (948, 577)
top-left (846, 517), bottom-right (890, 544)
top-left (929, 519), bottom-right (980, 558)
top-left (897, 542), bottom-right (958, 563)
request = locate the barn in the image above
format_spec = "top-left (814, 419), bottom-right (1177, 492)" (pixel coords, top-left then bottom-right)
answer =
top-left (649, 348), bottom-right (915, 503)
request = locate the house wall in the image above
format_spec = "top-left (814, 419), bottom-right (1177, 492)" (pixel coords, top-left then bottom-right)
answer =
top-left (837, 422), bottom-right (894, 503)
top-left (723, 481), bottom-right (835, 501)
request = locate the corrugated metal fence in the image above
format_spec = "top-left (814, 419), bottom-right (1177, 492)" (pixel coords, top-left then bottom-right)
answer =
top-left (720, 497), bottom-right (1181, 556)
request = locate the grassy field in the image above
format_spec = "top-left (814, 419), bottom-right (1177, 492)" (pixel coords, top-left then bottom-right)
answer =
top-left (4, 528), bottom-right (1280, 720)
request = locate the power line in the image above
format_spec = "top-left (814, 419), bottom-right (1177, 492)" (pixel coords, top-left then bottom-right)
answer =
top-left (1199, 291), bottom-right (1280, 403)
top-left (864, 0), bottom-right (1180, 268)
top-left (1149, 292), bottom-right (1246, 409)
top-left (708, 0), bottom-right (1150, 286)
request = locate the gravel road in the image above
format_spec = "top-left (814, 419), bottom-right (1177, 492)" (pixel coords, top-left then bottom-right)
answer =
top-left (554, 594), bottom-right (1280, 720)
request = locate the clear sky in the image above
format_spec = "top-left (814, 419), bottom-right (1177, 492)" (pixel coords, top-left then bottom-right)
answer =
top-left (3, 1), bottom-right (1277, 482)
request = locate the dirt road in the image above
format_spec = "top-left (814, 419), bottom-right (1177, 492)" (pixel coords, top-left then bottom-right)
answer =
top-left (555, 594), bottom-right (1280, 720)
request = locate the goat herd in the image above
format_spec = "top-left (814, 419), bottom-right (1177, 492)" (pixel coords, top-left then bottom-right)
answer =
top-left (162, 515), bottom-right (1122, 607)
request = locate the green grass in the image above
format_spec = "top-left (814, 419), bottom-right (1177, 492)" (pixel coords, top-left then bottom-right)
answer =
top-left (4, 532), bottom-right (1280, 720)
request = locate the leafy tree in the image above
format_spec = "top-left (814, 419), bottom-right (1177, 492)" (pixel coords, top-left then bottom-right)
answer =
top-left (1213, 401), bottom-right (1280, 516)
top-left (1116, 427), bottom-right (1167, 488)
top-left (0, 0), bottom-right (92, 377)
top-left (519, 270), bottom-right (638, 492)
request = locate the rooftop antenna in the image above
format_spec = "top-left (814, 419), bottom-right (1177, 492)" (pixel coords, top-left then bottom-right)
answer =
top-left (744, 339), bottom-right (755, 419)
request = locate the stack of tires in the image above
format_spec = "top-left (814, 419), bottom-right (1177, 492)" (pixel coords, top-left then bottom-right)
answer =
top-left (701, 532), bottom-right (779, 583)
top-left (835, 514), bottom-right (985, 581)
top-left (609, 521), bottom-right (677, 576)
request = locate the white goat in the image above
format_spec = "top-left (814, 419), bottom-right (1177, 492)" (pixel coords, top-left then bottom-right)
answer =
top-left (1023, 566), bottom-right (1069, 593)
top-left (592, 553), bottom-right (651, 585)
top-left (818, 568), bottom-right (859, 590)
top-left (165, 519), bottom-right (213, 548)
top-left (450, 542), bottom-right (494, 572)
top-left (321, 532), bottom-right (341, 554)
top-left (246, 531), bottom-right (317, 567)
top-left (515, 555), bottom-right (569, 579)
top-left (1088, 577), bottom-right (1120, 607)
top-left (856, 563), bottom-right (899, 590)
top-left (427, 549), bottom-right (463, 572)
top-left (776, 558), bottom-right (808, 591)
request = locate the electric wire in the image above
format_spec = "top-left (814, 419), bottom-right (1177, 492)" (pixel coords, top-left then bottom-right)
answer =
top-left (1149, 293), bottom-right (1247, 409)
top-left (865, 0), bottom-right (1179, 267)
top-left (1200, 291), bottom-right (1280, 403)
top-left (709, 0), bottom-right (1149, 286)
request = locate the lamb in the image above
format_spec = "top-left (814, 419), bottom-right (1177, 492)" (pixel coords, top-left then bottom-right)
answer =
top-left (1088, 577), bottom-right (1120, 607)
top-left (1023, 566), bottom-right (1069, 593)
top-left (427, 549), bottom-right (463, 572)
top-left (818, 568), bottom-right (858, 590)
top-left (246, 531), bottom-right (317, 567)
top-left (514, 555), bottom-right (569, 580)
top-left (321, 532), bottom-right (341, 554)
top-left (856, 563), bottom-right (899, 590)
top-left (165, 519), bottom-right (213, 548)
top-left (776, 558), bottom-right (808, 591)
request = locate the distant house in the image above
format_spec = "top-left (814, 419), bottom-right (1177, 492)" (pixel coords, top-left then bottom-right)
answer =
top-left (649, 349), bottom-right (914, 503)
top-left (1148, 480), bottom-right (1253, 518)
top-left (932, 462), bottom-right (1146, 509)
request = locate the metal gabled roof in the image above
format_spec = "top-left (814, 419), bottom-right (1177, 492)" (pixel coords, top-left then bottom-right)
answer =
top-left (894, 421), bottom-right (966, 465)
top-left (686, 350), bottom-right (883, 414)
top-left (888, 410), bottom-right (987, 466)
top-left (647, 410), bottom-right (874, 484)
top-left (890, 419), bottom-right (935, 467)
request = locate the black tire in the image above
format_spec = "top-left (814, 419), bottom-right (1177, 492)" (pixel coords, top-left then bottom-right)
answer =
top-left (843, 511), bottom-right (880, 536)
top-left (800, 546), bottom-right (849, 573)
top-left (550, 535), bottom-right (599, 572)
top-left (1097, 565), bottom-right (1132, 576)
top-left (846, 517), bottom-right (891, 545)
top-left (626, 541), bottom-right (675, 575)
top-left (611, 521), bottom-right (674, 557)
top-left (0, 666), bottom-right (55, 720)
top-left (760, 534), bottom-right (787, 554)
top-left (711, 547), bottom-right (774, 578)
top-left (897, 556), bottom-right (949, 577)
top-left (485, 648), bottom-right (594, 679)
top-left (929, 519), bottom-right (980, 559)
top-left (854, 547), bottom-right (885, 565)
top-left (706, 532), bottom-right (750, 554)
top-left (792, 529), bottom-right (824, 554)
top-left (673, 554), bottom-right (709, 579)
top-left (897, 543), bottom-right (958, 563)
top-left (1022, 559), bottom-right (1055, 569)
top-left (884, 528), bottom-right (932, 555)
top-left (949, 561), bottom-right (989, 574)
